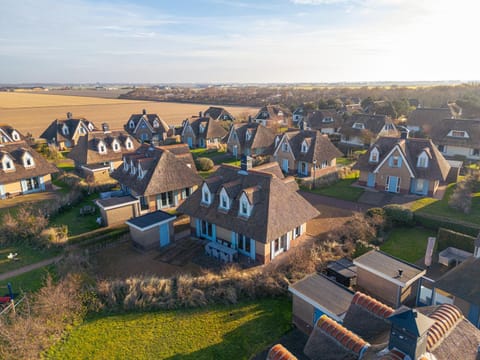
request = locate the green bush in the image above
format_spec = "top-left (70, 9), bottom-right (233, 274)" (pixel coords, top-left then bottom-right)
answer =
top-left (384, 204), bottom-right (414, 226)
top-left (414, 213), bottom-right (480, 236)
top-left (195, 157), bottom-right (214, 171)
top-left (437, 227), bottom-right (476, 253)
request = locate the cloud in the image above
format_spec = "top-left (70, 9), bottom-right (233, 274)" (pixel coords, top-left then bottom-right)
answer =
top-left (291, 0), bottom-right (348, 4)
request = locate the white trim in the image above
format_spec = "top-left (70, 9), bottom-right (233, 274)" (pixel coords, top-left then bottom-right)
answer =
top-left (288, 287), bottom-right (344, 323)
top-left (80, 164), bottom-right (110, 172)
top-left (126, 216), bottom-right (176, 232)
top-left (373, 144), bottom-right (414, 177)
top-left (134, 116), bottom-right (154, 134)
top-left (95, 199), bottom-right (139, 211)
top-left (226, 126), bottom-right (237, 145)
top-left (273, 134), bottom-right (296, 160)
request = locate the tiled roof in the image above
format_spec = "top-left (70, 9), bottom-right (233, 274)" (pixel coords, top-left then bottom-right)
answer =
top-left (351, 292), bottom-right (394, 319)
top-left (177, 163), bottom-right (319, 244)
top-left (430, 118), bottom-right (480, 148)
top-left (266, 344), bottom-right (297, 360)
top-left (354, 137), bottom-right (451, 182)
top-left (407, 107), bottom-right (454, 128)
top-left (427, 304), bottom-right (463, 351)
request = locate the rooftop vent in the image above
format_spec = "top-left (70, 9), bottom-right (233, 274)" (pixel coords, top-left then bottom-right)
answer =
top-left (142, 109), bottom-right (147, 115)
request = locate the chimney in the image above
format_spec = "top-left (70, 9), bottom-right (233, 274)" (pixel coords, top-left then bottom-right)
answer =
top-left (142, 109), bottom-right (147, 115)
top-left (398, 269), bottom-right (403, 277)
top-left (66, 112), bottom-right (72, 119)
top-left (248, 115), bottom-right (252, 123)
top-left (239, 155), bottom-right (253, 174)
top-left (199, 111), bottom-right (202, 117)
top-left (102, 123), bottom-right (110, 132)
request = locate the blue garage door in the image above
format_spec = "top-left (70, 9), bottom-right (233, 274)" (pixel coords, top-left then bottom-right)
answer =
top-left (159, 223), bottom-right (170, 247)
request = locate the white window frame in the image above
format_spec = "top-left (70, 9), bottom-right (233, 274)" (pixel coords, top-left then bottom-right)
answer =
top-left (23, 152), bottom-right (34, 168)
top-left (369, 147), bottom-right (379, 163)
top-left (125, 138), bottom-right (133, 150)
top-left (301, 140), bottom-right (308, 153)
top-left (123, 158), bottom-right (129, 171)
top-left (98, 141), bottom-right (107, 154)
top-left (129, 121), bottom-right (135, 129)
top-left (239, 192), bottom-right (251, 217)
top-left (153, 120), bottom-right (159, 128)
top-left (112, 140), bottom-right (121, 152)
top-left (282, 142), bottom-right (289, 152)
top-left (62, 124), bottom-right (69, 135)
top-left (3, 155), bottom-right (14, 171)
top-left (417, 152), bottom-right (428, 168)
top-left (201, 183), bottom-right (211, 205)
top-left (352, 122), bottom-right (365, 129)
top-left (11, 131), bottom-right (20, 141)
top-left (219, 188), bottom-right (230, 211)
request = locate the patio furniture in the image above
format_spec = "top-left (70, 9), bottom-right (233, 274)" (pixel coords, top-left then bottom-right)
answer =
top-left (205, 241), bottom-right (238, 263)
top-left (438, 247), bottom-right (472, 267)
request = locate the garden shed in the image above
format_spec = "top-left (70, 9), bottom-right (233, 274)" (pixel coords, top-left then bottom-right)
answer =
top-left (126, 210), bottom-right (176, 251)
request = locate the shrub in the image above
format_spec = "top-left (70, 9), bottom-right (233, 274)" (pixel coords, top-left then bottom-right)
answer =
top-left (448, 179), bottom-right (472, 214)
top-left (195, 157), bottom-right (214, 171)
top-left (383, 204), bottom-right (414, 226)
top-left (0, 206), bottom-right (49, 246)
top-left (437, 227), bottom-right (476, 253)
top-left (414, 213), bottom-right (480, 236)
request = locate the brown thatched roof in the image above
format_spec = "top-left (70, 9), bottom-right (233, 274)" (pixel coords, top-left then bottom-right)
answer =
top-left (407, 107), bottom-right (454, 129)
top-left (40, 118), bottom-right (96, 142)
top-left (110, 144), bottom-right (202, 196)
top-left (230, 122), bottom-right (276, 154)
top-left (0, 141), bottom-right (58, 184)
top-left (177, 163), bottom-right (319, 244)
top-left (430, 118), bottom-right (480, 148)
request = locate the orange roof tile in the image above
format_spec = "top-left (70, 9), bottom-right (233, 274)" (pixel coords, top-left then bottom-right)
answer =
top-left (317, 315), bottom-right (369, 355)
top-left (351, 291), bottom-right (394, 318)
top-left (266, 344), bottom-right (297, 360)
top-left (426, 303), bottom-right (463, 351)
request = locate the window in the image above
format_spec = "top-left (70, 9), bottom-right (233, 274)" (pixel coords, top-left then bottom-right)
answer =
top-left (200, 220), bottom-right (213, 238)
top-left (125, 138), bottom-right (133, 150)
top-left (238, 234), bottom-right (251, 253)
top-left (417, 152), bottom-right (428, 168)
top-left (181, 187), bottom-right (191, 200)
top-left (87, 123), bottom-right (94, 131)
top-left (473, 149), bottom-right (480, 156)
top-left (129, 121), bottom-right (135, 129)
top-left (294, 226), bottom-right (302, 238)
top-left (322, 117), bottom-right (333, 123)
top-left (25, 177), bottom-right (39, 191)
top-left (390, 156), bottom-right (400, 167)
top-left (369, 147), bottom-right (379, 163)
top-left (301, 140), bottom-right (308, 153)
top-left (451, 130), bottom-right (466, 138)
top-left (245, 131), bottom-right (252, 141)
top-left (219, 188), bottom-right (230, 210)
top-left (160, 191), bottom-right (174, 208)
top-left (130, 161), bottom-right (136, 175)
top-left (123, 159), bottom-right (129, 171)
top-left (199, 124), bottom-right (206, 133)
top-left (62, 125), bottom-right (69, 135)
top-left (11, 131), bottom-right (20, 141)
top-left (438, 144), bottom-right (445, 153)
top-left (239, 193), bottom-right (251, 217)
top-left (282, 142), bottom-right (289, 152)
top-left (353, 122), bottom-right (365, 129)
top-left (79, 127), bottom-right (86, 135)
top-left (23, 153), bottom-right (34, 168)
top-left (384, 123), bottom-right (395, 131)
top-left (153, 120), bottom-right (159, 128)
top-left (140, 196), bottom-right (148, 210)
top-left (138, 165), bottom-right (144, 179)
top-left (5, 161), bottom-right (12, 170)
top-left (112, 140), bottom-right (120, 152)
top-left (320, 160), bottom-right (328, 169)
top-left (202, 183), bottom-right (211, 205)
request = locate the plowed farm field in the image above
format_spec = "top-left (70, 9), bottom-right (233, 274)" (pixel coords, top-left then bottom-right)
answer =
top-left (0, 92), bottom-right (256, 138)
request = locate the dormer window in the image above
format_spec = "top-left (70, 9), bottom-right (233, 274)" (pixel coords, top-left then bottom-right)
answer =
top-left (199, 123), bottom-right (206, 133)
top-left (369, 147), bottom-right (379, 163)
top-left (2, 155), bottom-right (15, 171)
top-left (417, 151), bottom-right (429, 168)
top-left (112, 140), bottom-right (120, 152)
top-left (245, 131), bottom-right (252, 141)
top-left (11, 131), bottom-right (20, 141)
top-left (322, 117), bottom-right (333, 123)
top-left (87, 123), bottom-right (94, 131)
top-left (79, 127), bottom-right (86, 135)
top-left (98, 141), bottom-right (107, 154)
top-left (125, 138), bottom-right (133, 150)
top-left (23, 152), bottom-right (34, 168)
top-left (239, 192), bottom-right (251, 217)
top-left (353, 122), bottom-right (365, 129)
top-left (201, 183), bottom-right (211, 205)
top-left (153, 120), bottom-right (159, 128)
top-left (129, 121), bottom-right (135, 129)
top-left (301, 140), bottom-right (309, 153)
top-left (123, 158), bottom-right (129, 171)
top-left (138, 164), bottom-right (144, 179)
top-left (282, 142), bottom-right (289, 152)
top-left (62, 124), bottom-right (69, 135)
top-left (219, 188), bottom-right (230, 211)
top-left (450, 130), bottom-right (467, 138)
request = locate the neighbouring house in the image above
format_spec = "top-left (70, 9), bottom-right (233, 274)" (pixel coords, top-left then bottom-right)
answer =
top-left (252, 105), bottom-right (290, 128)
top-left (353, 250), bottom-right (426, 308)
top-left (124, 109), bottom-right (170, 144)
top-left (40, 114), bottom-right (96, 150)
top-left (430, 118), bottom-right (480, 161)
top-left (289, 273), bottom-right (354, 334)
top-left (407, 107), bottom-right (455, 135)
top-left (177, 162), bottom-right (319, 264)
top-left (354, 135), bottom-right (451, 196)
top-left (226, 122), bottom-right (276, 158)
top-left (0, 125), bottom-right (25, 143)
top-left (292, 107), bottom-right (305, 124)
top-left (432, 244), bottom-right (480, 329)
top-left (110, 143), bottom-right (202, 213)
top-left (339, 113), bottom-right (398, 148)
top-left (300, 109), bottom-right (343, 135)
top-left (203, 106), bottom-right (235, 121)
top-left (0, 140), bottom-right (58, 198)
top-left (279, 276), bottom-right (480, 360)
top-left (126, 210), bottom-right (176, 250)
top-left (67, 125), bottom-right (140, 181)
top-left (273, 130), bottom-right (342, 176)
top-left (180, 115), bottom-right (228, 148)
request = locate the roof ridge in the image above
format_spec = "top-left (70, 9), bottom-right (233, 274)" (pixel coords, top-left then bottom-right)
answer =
top-left (266, 344), bottom-right (297, 360)
top-left (351, 291), bottom-right (394, 318)
top-left (426, 303), bottom-right (463, 351)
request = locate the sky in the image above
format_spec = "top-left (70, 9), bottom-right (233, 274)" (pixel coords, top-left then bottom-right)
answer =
top-left (1, 0), bottom-right (479, 83)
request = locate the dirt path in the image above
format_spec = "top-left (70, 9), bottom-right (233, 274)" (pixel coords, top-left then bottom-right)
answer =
top-left (0, 255), bottom-right (63, 281)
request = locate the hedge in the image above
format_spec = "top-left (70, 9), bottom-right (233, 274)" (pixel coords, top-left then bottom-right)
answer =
top-left (437, 227), bottom-right (476, 253)
top-left (414, 213), bottom-right (480, 237)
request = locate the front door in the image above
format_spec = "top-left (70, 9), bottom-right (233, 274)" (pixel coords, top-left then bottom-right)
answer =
top-left (281, 159), bottom-right (289, 173)
top-left (367, 172), bottom-right (375, 187)
top-left (187, 137), bottom-right (193, 148)
top-left (159, 223), bottom-right (170, 247)
top-left (386, 176), bottom-right (400, 193)
top-left (233, 145), bottom-right (238, 158)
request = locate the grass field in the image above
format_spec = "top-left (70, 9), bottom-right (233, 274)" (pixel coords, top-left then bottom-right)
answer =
top-left (0, 265), bottom-right (57, 294)
top-left (0, 92), bottom-right (257, 138)
top-left (380, 227), bottom-right (435, 263)
top-left (0, 244), bottom-right (61, 274)
top-left (46, 297), bottom-right (292, 360)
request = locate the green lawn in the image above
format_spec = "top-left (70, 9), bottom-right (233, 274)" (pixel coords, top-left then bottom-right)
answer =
top-left (380, 227), bottom-right (436, 263)
top-left (50, 194), bottom-right (100, 236)
top-left (411, 183), bottom-right (480, 226)
top-left (303, 178), bottom-right (364, 202)
top-left (46, 297), bottom-right (292, 360)
top-left (0, 265), bottom-right (57, 294)
top-left (190, 148), bottom-right (226, 159)
top-left (0, 244), bottom-right (61, 274)
top-left (336, 157), bottom-right (355, 166)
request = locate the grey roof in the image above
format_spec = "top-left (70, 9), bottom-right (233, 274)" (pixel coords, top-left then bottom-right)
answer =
top-left (203, 107), bottom-right (235, 121)
top-left (304, 109), bottom-right (342, 130)
top-left (289, 273), bottom-right (354, 319)
top-left (177, 163), bottom-right (320, 244)
top-left (387, 307), bottom-right (435, 337)
top-left (126, 210), bottom-right (175, 229)
top-left (254, 105), bottom-right (290, 123)
top-left (430, 118), bottom-right (480, 148)
top-left (40, 118), bottom-right (96, 142)
top-left (96, 195), bottom-right (138, 209)
top-left (0, 125), bottom-right (25, 143)
top-left (353, 250), bottom-right (425, 285)
top-left (280, 130), bottom-right (343, 164)
top-left (327, 258), bottom-right (357, 279)
top-left (435, 256), bottom-right (480, 305)
top-left (0, 141), bottom-right (59, 184)
top-left (407, 107), bottom-right (454, 129)
top-left (67, 130), bottom-right (140, 165)
top-left (110, 144), bottom-right (202, 197)
top-left (340, 114), bottom-right (395, 137)
top-left (125, 112), bottom-right (169, 136)
top-left (354, 137), bottom-right (451, 182)
top-left (230, 122), bottom-right (276, 154)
